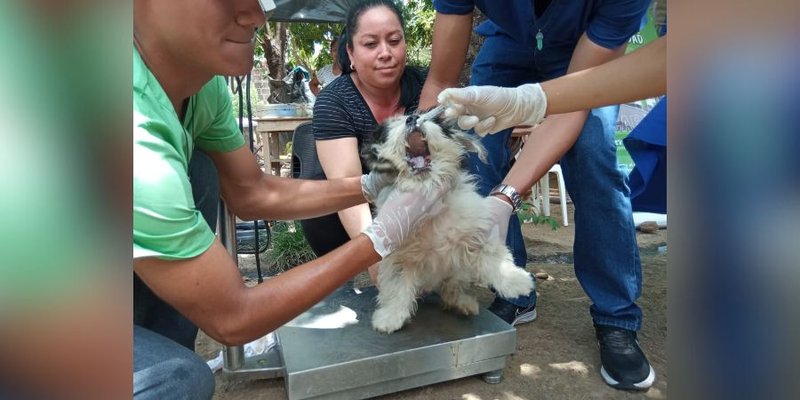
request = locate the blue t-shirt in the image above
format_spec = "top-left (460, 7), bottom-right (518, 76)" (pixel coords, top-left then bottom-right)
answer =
top-left (434, 0), bottom-right (649, 79)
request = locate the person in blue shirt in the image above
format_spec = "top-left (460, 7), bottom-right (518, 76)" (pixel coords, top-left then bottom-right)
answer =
top-left (419, 0), bottom-right (656, 391)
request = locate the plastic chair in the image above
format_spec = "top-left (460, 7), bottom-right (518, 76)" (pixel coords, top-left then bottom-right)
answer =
top-left (291, 122), bottom-right (324, 179)
top-left (536, 164), bottom-right (569, 227)
top-left (511, 126), bottom-right (569, 226)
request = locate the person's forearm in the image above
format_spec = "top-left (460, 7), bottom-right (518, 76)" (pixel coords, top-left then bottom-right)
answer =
top-left (233, 235), bottom-right (379, 344)
top-left (136, 236), bottom-right (380, 347)
top-left (338, 203), bottom-right (381, 282)
top-left (226, 174), bottom-right (365, 221)
top-left (502, 34), bottom-right (632, 193)
top-left (502, 111), bottom-right (588, 194)
top-left (418, 12), bottom-right (473, 109)
top-left (338, 203), bottom-right (373, 240)
top-left (541, 36), bottom-right (666, 115)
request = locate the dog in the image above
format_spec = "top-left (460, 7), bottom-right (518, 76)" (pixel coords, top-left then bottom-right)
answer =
top-left (362, 108), bottom-right (535, 334)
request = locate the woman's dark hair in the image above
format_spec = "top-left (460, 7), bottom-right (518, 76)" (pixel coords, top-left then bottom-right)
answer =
top-left (338, 0), bottom-right (422, 110)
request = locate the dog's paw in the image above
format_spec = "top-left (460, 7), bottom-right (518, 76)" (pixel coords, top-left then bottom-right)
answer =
top-left (493, 267), bottom-right (535, 299)
top-left (371, 308), bottom-right (408, 334)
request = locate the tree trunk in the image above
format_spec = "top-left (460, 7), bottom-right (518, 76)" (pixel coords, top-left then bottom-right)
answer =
top-left (263, 23), bottom-right (289, 80)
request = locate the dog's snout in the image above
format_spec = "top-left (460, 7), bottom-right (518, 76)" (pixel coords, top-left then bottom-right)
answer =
top-left (405, 115), bottom-right (419, 129)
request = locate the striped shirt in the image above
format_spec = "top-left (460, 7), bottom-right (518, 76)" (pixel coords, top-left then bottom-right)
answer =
top-left (310, 73), bottom-right (423, 179)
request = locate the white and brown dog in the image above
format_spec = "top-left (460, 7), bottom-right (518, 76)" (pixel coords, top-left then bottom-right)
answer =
top-left (362, 108), bottom-right (534, 334)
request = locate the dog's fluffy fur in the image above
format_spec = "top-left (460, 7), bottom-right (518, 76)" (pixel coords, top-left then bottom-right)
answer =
top-left (362, 111), bottom-right (535, 334)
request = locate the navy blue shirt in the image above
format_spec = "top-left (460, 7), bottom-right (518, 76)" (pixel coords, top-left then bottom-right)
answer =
top-left (434, 0), bottom-right (649, 80)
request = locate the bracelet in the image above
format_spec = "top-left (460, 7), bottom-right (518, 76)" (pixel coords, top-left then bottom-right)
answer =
top-left (490, 184), bottom-right (522, 214)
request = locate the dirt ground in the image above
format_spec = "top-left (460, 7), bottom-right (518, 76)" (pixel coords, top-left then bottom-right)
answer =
top-left (196, 201), bottom-right (667, 399)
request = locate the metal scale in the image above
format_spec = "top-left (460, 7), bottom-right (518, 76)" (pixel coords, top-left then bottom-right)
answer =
top-left (219, 207), bottom-right (518, 399)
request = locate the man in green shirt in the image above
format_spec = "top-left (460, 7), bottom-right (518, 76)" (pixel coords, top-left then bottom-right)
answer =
top-left (133, 1), bottom-right (447, 398)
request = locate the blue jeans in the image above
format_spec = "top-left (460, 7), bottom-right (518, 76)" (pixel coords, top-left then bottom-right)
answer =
top-left (471, 35), bottom-right (643, 330)
top-left (134, 150), bottom-right (220, 398)
top-left (134, 325), bottom-right (215, 400)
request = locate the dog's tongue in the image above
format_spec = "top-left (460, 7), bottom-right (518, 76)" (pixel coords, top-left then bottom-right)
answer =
top-left (405, 129), bottom-right (431, 172)
top-left (406, 129), bottom-right (427, 158)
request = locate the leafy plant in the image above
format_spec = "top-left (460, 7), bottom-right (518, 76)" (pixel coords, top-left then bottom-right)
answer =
top-left (228, 77), bottom-right (266, 119)
top-left (258, 1), bottom-right (435, 76)
top-left (285, 22), bottom-right (342, 72)
top-left (517, 202), bottom-right (559, 231)
top-left (264, 221), bottom-right (317, 273)
top-left (400, 0), bottom-right (435, 65)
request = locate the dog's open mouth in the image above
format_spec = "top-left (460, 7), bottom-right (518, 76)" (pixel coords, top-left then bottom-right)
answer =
top-left (404, 129), bottom-right (431, 172)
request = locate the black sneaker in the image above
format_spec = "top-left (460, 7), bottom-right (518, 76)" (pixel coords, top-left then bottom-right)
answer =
top-left (488, 296), bottom-right (537, 326)
top-left (595, 324), bottom-right (656, 390)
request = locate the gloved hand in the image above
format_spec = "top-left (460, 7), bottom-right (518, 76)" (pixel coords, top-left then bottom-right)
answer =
top-left (485, 195), bottom-right (514, 243)
top-left (437, 83), bottom-right (548, 136)
top-left (360, 170), bottom-right (396, 203)
top-left (363, 185), bottom-right (449, 259)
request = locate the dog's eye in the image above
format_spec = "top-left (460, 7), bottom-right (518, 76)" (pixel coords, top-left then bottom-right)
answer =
top-left (405, 115), bottom-right (418, 127)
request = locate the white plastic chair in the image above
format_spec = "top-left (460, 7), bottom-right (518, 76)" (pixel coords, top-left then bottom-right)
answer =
top-left (511, 126), bottom-right (569, 226)
top-left (535, 164), bottom-right (569, 226)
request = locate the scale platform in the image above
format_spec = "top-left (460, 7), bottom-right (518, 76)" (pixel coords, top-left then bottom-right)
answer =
top-left (272, 286), bottom-right (517, 399)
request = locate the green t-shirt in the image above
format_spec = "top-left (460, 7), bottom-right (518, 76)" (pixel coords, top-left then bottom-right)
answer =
top-left (133, 48), bottom-right (244, 260)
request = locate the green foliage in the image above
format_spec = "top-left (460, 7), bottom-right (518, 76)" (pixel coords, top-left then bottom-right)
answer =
top-left (280, 22), bottom-right (342, 72)
top-left (265, 222), bottom-right (317, 273)
top-left (253, 1), bottom-right (436, 77)
top-left (228, 77), bottom-right (266, 119)
top-left (517, 202), bottom-right (559, 231)
top-left (399, 0), bottom-right (435, 65)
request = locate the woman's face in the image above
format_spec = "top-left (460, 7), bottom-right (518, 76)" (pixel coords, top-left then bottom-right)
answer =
top-left (347, 6), bottom-right (407, 89)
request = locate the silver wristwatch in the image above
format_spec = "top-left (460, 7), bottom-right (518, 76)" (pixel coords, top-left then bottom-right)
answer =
top-left (490, 184), bottom-right (522, 213)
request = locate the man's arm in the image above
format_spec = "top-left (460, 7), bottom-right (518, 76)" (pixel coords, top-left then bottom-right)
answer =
top-left (417, 11), bottom-right (473, 110)
top-left (541, 36), bottom-right (665, 115)
top-left (134, 235), bottom-right (380, 346)
top-left (501, 33), bottom-right (628, 197)
top-left (207, 146), bottom-right (365, 221)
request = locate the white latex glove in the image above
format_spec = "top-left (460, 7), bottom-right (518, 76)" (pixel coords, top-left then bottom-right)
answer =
top-left (360, 171), bottom-right (396, 203)
top-left (363, 185), bottom-right (448, 259)
top-left (486, 195), bottom-right (513, 243)
top-left (437, 83), bottom-right (548, 136)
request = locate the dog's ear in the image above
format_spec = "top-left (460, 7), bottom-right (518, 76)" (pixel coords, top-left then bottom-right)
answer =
top-left (360, 122), bottom-right (400, 174)
top-left (359, 123), bottom-right (383, 168)
top-left (452, 132), bottom-right (488, 163)
top-left (433, 112), bottom-right (460, 138)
